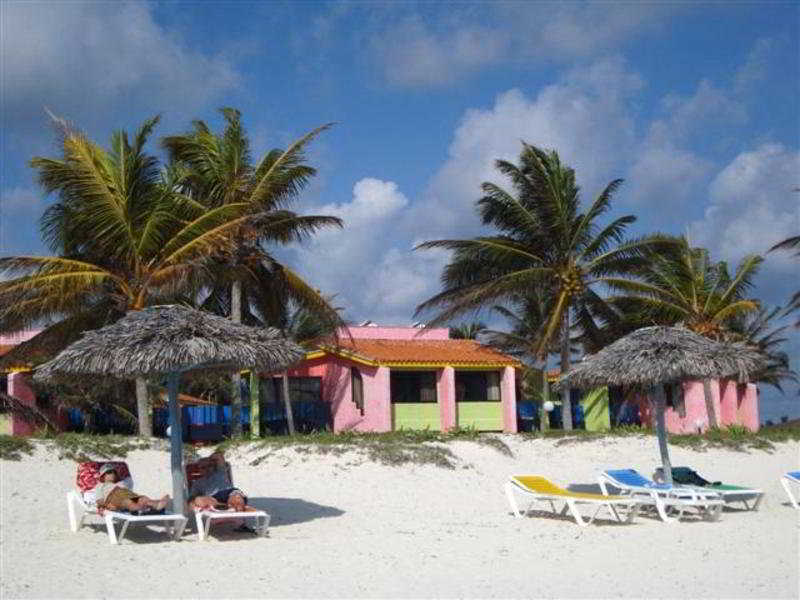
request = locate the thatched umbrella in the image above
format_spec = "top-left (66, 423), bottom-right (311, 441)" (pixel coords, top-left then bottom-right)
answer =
top-left (556, 326), bottom-right (765, 485)
top-left (35, 305), bottom-right (305, 513)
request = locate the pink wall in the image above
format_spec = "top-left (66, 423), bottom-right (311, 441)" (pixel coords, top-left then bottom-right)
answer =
top-left (501, 366), bottom-right (518, 433)
top-left (0, 329), bottom-right (41, 345)
top-left (338, 326), bottom-right (450, 340)
top-left (283, 356), bottom-right (391, 433)
top-left (635, 379), bottom-right (759, 433)
top-left (9, 372), bottom-right (37, 436)
top-left (438, 366), bottom-right (456, 431)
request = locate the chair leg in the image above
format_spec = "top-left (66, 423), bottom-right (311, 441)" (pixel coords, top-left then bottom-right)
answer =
top-left (752, 493), bottom-right (764, 511)
top-left (504, 483), bottom-right (522, 518)
top-left (173, 518), bottom-right (188, 541)
top-left (565, 499), bottom-right (589, 527)
top-left (195, 512), bottom-right (206, 541)
top-left (118, 520), bottom-right (131, 542)
top-left (653, 494), bottom-right (677, 524)
top-left (104, 514), bottom-right (119, 545)
top-left (67, 492), bottom-right (80, 533)
top-left (781, 479), bottom-right (799, 510)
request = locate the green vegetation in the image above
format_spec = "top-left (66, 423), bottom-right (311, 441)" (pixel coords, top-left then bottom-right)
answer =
top-left (0, 434), bottom-right (35, 460)
top-left (415, 143), bottom-right (676, 430)
top-left (220, 429), bottom-right (513, 469)
top-left (48, 433), bottom-right (154, 461)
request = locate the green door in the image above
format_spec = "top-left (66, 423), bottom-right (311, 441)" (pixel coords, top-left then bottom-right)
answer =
top-left (456, 401), bottom-right (503, 431)
top-left (392, 403), bottom-right (441, 430)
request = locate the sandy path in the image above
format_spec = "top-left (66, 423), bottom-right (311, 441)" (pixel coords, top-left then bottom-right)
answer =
top-left (1, 436), bottom-right (797, 599)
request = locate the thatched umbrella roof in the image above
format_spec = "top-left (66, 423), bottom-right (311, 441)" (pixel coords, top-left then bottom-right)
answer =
top-left (557, 326), bottom-right (766, 391)
top-left (556, 326), bottom-right (767, 489)
top-left (34, 304), bottom-right (305, 381)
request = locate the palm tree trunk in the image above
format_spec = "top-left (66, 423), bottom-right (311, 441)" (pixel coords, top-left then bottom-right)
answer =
top-left (560, 310), bottom-right (573, 431)
top-left (702, 379), bottom-right (718, 430)
top-left (653, 384), bottom-right (673, 485)
top-left (540, 362), bottom-right (550, 432)
top-left (135, 376), bottom-right (152, 437)
top-left (281, 372), bottom-right (296, 435)
top-left (230, 279), bottom-right (243, 436)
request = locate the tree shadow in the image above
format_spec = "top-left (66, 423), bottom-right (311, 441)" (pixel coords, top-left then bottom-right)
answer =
top-left (248, 497), bottom-right (345, 527)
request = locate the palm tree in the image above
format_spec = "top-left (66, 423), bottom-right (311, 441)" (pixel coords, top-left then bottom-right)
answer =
top-left (609, 237), bottom-right (763, 426)
top-left (162, 108), bottom-right (344, 435)
top-left (768, 235), bottom-right (800, 328)
top-left (449, 321), bottom-right (487, 340)
top-left (415, 143), bottom-right (668, 429)
top-left (0, 116), bottom-right (252, 435)
top-left (726, 306), bottom-right (798, 392)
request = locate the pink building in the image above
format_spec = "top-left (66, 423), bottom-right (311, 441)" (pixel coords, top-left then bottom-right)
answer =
top-left (1, 330), bottom-right (49, 436)
top-left (258, 326), bottom-right (521, 433)
top-left (633, 379), bottom-right (760, 433)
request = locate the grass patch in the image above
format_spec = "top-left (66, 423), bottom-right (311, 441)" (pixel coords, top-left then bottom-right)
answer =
top-left (517, 423), bottom-right (800, 452)
top-left (47, 433), bottom-right (154, 461)
top-left (0, 434), bottom-right (35, 461)
top-left (223, 429), bottom-right (513, 469)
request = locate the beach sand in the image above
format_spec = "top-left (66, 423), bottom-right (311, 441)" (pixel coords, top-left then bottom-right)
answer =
top-left (1, 436), bottom-right (798, 599)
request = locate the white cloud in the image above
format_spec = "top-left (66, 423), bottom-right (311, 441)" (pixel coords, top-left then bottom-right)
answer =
top-left (735, 38), bottom-right (775, 94)
top-left (371, 17), bottom-right (507, 87)
top-left (291, 178), bottom-right (411, 319)
top-left (370, 3), bottom-right (679, 87)
top-left (406, 57), bottom-right (642, 237)
top-left (1, 2), bottom-right (239, 140)
top-left (690, 143), bottom-right (800, 267)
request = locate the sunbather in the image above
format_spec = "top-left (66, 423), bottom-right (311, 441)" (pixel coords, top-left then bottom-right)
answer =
top-left (95, 463), bottom-right (170, 513)
top-left (188, 451), bottom-right (256, 513)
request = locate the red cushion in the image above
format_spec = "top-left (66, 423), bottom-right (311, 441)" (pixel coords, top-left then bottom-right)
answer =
top-left (76, 461), bottom-right (131, 492)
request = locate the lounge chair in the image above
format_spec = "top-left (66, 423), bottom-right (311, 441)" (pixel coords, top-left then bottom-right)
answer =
top-left (504, 475), bottom-right (641, 527)
top-left (598, 469), bottom-right (724, 523)
top-left (781, 471), bottom-right (800, 509)
top-left (653, 466), bottom-right (765, 511)
top-left (186, 460), bottom-right (270, 541)
top-left (66, 461), bottom-right (187, 544)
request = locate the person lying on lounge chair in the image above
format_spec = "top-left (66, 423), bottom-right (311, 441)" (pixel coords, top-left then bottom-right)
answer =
top-left (95, 463), bottom-right (170, 514)
top-left (188, 451), bottom-right (256, 514)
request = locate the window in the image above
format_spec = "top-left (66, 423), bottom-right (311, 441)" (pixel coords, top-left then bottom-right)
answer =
top-left (351, 368), bottom-right (364, 415)
top-left (390, 371), bottom-right (437, 403)
top-left (454, 371), bottom-right (501, 402)
top-left (260, 376), bottom-right (322, 403)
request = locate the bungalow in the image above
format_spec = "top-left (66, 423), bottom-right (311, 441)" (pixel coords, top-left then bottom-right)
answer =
top-left (257, 325), bottom-right (522, 433)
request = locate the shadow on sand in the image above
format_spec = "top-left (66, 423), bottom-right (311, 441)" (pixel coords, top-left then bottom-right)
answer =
top-left (248, 497), bottom-right (345, 527)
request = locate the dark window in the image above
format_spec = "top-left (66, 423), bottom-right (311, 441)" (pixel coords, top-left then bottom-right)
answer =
top-left (390, 371), bottom-right (437, 403)
top-left (351, 368), bottom-right (364, 415)
top-left (260, 376), bottom-right (322, 403)
top-left (455, 371), bottom-right (501, 402)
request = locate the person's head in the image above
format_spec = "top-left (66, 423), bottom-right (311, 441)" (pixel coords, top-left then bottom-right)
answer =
top-left (98, 463), bottom-right (118, 482)
top-left (228, 491), bottom-right (245, 511)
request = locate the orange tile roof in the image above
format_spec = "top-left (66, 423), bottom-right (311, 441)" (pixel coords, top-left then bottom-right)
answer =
top-left (0, 345), bottom-right (13, 358)
top-left (322, 338), bottom-right (520, 367)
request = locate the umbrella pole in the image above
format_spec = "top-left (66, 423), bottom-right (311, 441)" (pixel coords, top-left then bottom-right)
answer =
top-left (167, 372), bottom-right (186, 515)
top-left (652, 384), bottom-right (673, 486)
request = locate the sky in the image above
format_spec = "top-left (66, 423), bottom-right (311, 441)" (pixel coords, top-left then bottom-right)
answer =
top-left (1, 1), bottom-right (798, 419)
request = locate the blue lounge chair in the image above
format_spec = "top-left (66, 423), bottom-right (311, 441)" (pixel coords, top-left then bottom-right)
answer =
top-left (598, 468), bottom-right (723, 523)
top-left (781, 471), bottom-right (800, 510)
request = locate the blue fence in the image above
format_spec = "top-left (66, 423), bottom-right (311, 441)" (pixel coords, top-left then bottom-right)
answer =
top-left (67, 400), bottom-right (331, 441)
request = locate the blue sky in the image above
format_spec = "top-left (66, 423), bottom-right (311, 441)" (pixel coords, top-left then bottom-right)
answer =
top-left (1, 1), bottom-right (798, 418)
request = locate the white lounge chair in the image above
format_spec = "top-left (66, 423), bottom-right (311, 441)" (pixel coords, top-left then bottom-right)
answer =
top-left (781, 471), bottom-right (800, 509)
top-left (598, 469), bottom-right (724, 523)
top-left (67, 462), bottom-right (187, 544)
top-left (654, 466), bottom-right (765, 511)
top-left (504, 475), bottom-right (641, 527)
top-left (186, 459), bottom-right (270, 541)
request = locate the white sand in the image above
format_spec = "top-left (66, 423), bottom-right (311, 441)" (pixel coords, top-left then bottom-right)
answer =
top-left (1, 436), bottom-right (798, 599)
